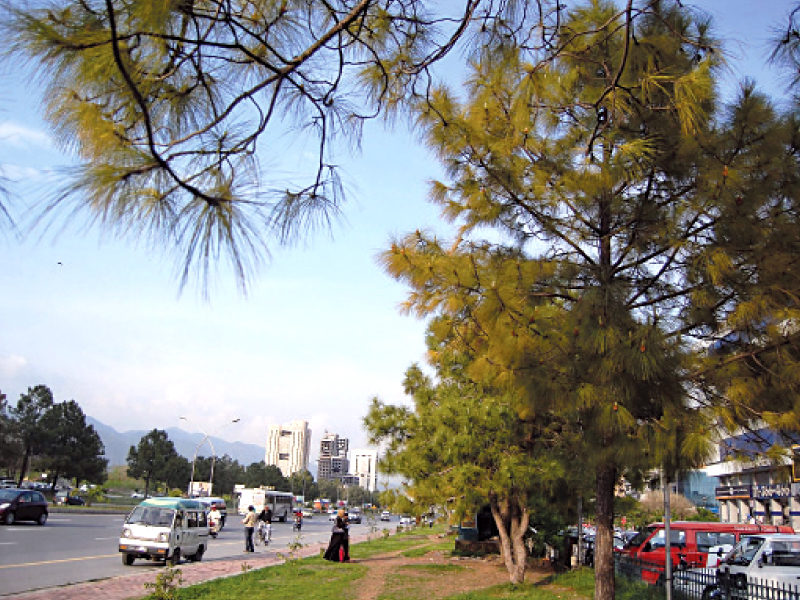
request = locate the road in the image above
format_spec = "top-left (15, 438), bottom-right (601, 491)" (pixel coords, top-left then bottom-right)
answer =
top-left (0, 511), bottom-right (377, 597)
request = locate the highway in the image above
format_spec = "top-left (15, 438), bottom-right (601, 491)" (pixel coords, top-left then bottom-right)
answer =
top-left (0, 511), bottom-right (368, 597)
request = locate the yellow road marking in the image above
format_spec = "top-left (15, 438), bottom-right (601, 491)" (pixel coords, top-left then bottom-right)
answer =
top-left (0, 554), bottom-right (119, 569)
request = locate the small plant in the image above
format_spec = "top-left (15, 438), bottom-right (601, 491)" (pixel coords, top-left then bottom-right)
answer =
top-left (240, 562), bottom-right (252, 573)
top-left (278, 534), bottom-right (305, 561)
top-left (382, 528), bottom-right (391, 539)
top-left (143, 567), bottom-right (183, 600)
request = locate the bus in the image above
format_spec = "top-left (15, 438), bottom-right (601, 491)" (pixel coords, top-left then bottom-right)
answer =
top-left (235, 488), bottom-right (294, 522)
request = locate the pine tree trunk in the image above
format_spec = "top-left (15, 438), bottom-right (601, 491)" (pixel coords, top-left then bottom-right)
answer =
top-left (594, 462), bottom-right (617, 600)
top-left (490, 495), bottom-right (530, 584)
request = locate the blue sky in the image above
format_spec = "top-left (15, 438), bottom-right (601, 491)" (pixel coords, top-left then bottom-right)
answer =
top-left (0, 0), bottom-right (796, 466)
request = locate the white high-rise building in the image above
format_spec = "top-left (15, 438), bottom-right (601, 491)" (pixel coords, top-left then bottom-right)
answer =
top-left (351, 449), bottom-right (378, 492)
top-left (265, 420), bottom-right (311, 477)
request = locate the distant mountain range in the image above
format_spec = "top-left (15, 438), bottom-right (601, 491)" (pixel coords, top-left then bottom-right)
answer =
top-left (87, 417), bottom-right (267, 468)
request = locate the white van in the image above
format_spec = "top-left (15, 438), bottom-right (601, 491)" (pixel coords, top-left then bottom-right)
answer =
top-left (707, 533), bottom-right (800, 597)
top-left (119, 497), bottom-right (209, 566)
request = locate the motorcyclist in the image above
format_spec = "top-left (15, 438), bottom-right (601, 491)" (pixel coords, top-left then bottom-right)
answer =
top-left (293, 510), bottom-right (303, 531)
top-left (257, 506), bottom-right (272, 542)
top-left (208, 503), bottom-right (222, 537)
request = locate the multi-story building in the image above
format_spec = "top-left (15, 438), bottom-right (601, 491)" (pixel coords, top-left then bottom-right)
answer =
top-left (264, 420), bottom-right (311, 477)
top-left (351, 449), bottom-right (378, 492)
top-left (706, 428), bottom-right (800, 529)
top-left (318, 431), bottom-right (349, 481)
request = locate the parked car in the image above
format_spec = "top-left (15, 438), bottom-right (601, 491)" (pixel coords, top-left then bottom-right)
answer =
top-left (703, 534), bottom-right (800, 600)
top-left (400, 515), bottom-right (415, 527)
top-left (55, 491), bottom-right (85, 506)
top-left (0, 488), bottom-right (49, 525)
top-left (380, 510), bottom-right (391, 521)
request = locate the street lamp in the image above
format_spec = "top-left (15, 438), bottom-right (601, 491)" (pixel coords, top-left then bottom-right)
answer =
top-left (180, 416), bottom-right (240, 497)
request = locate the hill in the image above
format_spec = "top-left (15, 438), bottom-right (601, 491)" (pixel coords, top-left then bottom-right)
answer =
top-left (87, 417), bottom-right (266, 467)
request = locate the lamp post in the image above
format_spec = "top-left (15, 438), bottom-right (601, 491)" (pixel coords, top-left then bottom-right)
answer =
top-left (180, 416), bottom-right (240, 497)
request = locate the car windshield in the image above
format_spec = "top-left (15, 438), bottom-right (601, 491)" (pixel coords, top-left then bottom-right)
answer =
top-left (628, 527), bottom-right (655, 548)
top-left (728, 536), bottom-right (765, 566)
top-left (126, 506), bottom-right (176, 527)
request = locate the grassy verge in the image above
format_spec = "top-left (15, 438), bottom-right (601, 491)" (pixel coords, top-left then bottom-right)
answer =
top-left (139, 528), bottom-right (662, 600)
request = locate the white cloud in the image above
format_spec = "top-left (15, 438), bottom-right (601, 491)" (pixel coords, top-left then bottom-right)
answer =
top-left (0, 354), bottom-right (27, 378)
top-left (0, 163), bottom-right (51, 182)
top-left (0, 122), bottom-right (51, 149)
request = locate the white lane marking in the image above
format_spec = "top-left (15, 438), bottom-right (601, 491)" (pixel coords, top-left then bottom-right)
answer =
top-left (0, 542), bottom-right (16, 545)
top-left (94, 537), bottom-right (119, 540)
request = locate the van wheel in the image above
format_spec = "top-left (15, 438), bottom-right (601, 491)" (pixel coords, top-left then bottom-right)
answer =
top-left (169, 549), bottom-right (181, 566)
top-left (192, 546), bottom-right (204, 562)
top-left (122, 553), bottom-right (135, 566)
top-left (4, 512), bottom-right (15, 525)
top-left (37, 512), bottom-right (48, 526)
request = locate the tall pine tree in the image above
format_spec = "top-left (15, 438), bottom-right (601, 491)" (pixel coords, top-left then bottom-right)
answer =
top-left (381, 2), bottom-right (800, 598)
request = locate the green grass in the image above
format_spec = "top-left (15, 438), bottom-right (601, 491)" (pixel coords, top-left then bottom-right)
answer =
top-left (138, 529), bottom-right (660, 600)
top-left (169, 558), bottom-right (365, 600)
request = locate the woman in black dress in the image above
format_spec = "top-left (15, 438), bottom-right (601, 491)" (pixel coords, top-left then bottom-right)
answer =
top-left (323, 508), bottom-right (350, 562)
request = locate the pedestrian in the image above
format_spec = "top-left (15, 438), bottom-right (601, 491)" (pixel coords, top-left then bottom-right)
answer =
top-left (323, 508), bottom-right (350, 562)
top-left (242, 505), bottom-right (257, 552)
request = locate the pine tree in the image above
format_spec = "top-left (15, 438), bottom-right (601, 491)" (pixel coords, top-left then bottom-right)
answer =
top-left (365, 333), bottom-right (579, 584)
top-left (380, 2), bottom-right (800, 598)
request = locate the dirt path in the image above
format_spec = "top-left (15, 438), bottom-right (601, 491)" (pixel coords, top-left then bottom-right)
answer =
top-left (352, 535), bottom-right (552, 600)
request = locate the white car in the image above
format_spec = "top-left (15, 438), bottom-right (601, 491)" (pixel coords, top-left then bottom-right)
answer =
top-left (704, 534), bottom-right (800, 599)
top-left (380, 510), bottom-right (391, 521)
top-left (399, 515), bottom-right (415, 527)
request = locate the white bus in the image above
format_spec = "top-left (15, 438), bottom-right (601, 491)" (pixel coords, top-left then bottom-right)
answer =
top-left (236, 488), bottom-right (294, 522)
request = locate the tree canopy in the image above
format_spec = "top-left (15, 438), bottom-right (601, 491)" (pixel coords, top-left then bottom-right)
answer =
top-left (373, 1), bottom-right (800, 596)
top-left (41, 399), bottom-right (108, 488)
top-left (0, 386), bottom-right (108, 488)
top-left (127, 428), bottom-right (183, 498)
top-left (2, 0), bottom-right (684, 291)
top-left (366, 334), bottom-right (577, 583)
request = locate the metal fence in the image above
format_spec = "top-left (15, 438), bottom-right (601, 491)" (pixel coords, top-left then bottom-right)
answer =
top-left (615, 555), bottom-right (800, 600)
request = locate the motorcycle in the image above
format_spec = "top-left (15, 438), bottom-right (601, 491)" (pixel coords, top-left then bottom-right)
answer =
top-left (293, 515), bottom-right (303, 532)
top-left (209, 517), bottom-right (220, 538)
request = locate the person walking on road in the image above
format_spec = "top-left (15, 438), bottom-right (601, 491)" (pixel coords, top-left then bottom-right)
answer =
top-left (242, 505), bottom-right (257, 552)
top-left (323, 508), bottom-right (350, 562)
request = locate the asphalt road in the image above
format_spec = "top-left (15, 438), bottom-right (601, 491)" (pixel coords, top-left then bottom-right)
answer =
top-left (0, 511), bottom-right (372, 597)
